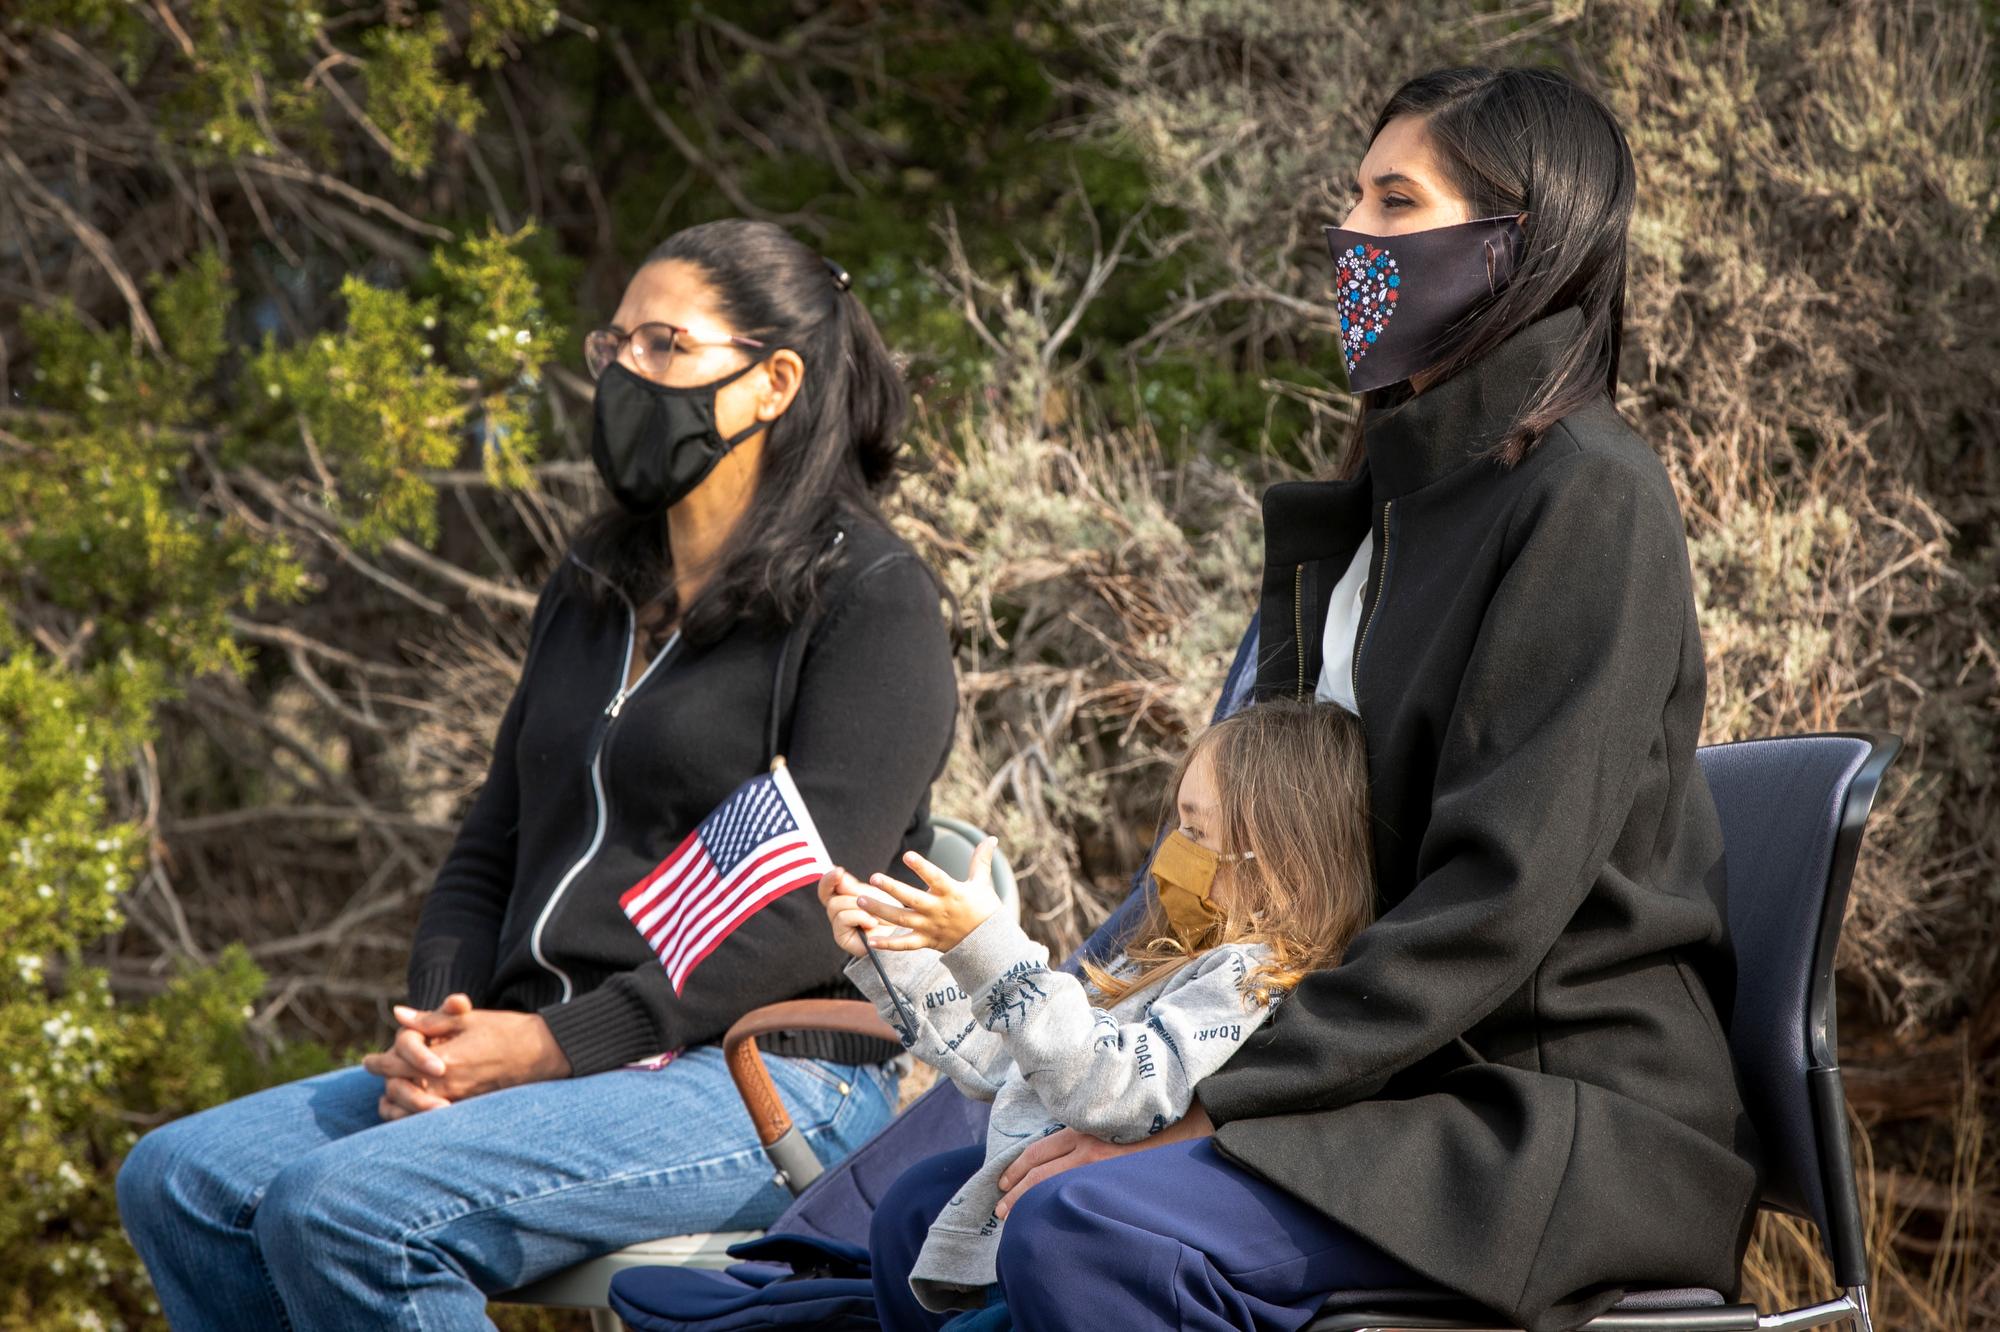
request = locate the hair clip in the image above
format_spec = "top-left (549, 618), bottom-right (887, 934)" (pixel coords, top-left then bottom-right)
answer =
top-left (824, 257), bottom-right (853, 292)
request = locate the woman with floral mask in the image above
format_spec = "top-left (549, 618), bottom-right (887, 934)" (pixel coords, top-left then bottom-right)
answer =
top-left (117, 219), bottom-right (958, 1330)
top-left (868, 66), bottom-right (1758, 1332)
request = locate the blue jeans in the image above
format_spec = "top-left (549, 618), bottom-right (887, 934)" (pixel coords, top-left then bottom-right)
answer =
top-left (117, 1045), bottom-right (897, 1331)
top-left (870, 1140), bottom-right (1422, 1332)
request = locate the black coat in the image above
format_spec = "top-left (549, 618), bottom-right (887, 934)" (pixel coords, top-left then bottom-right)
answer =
top-left (1196, 311), bottom-right (1762, 1330)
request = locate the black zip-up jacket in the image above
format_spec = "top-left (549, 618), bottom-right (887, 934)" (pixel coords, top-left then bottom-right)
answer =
top-left (1196, 310), bottom-right (1761, 1331)
top-left (405, 515), bottom-right (956, 1075)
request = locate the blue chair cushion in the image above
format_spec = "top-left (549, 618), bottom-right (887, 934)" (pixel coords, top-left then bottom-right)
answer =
top-left (610, 1231), bottom-right (879, 1330)
top-left (609, 1266), bottom-right (878, 1331)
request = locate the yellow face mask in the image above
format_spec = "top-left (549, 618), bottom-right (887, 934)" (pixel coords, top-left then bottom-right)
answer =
top-left (1148, 830), bottom-right (1250, 947)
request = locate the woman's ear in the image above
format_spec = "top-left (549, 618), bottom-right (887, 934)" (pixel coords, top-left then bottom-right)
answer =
top-left (756, 349), bottom-right (806, 422)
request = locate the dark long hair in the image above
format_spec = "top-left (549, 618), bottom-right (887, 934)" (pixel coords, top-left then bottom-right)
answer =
top-left (576, 219), bottom-right (912, 645)
top-left (1341, 66), bottom-right (1635, 471)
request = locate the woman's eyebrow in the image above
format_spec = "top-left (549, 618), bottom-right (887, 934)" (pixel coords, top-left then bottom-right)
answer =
top-left (1370, 170), bottom-right (1421, 191)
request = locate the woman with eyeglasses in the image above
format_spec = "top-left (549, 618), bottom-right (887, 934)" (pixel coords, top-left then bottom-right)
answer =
top-left (117, 219), bottom-right (958, 1330)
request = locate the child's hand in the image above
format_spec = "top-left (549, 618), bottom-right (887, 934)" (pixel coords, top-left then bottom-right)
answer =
top-left (817, 868), bottom-right (891, 959)
top-left (859, 838), bottom-right (1002, 953)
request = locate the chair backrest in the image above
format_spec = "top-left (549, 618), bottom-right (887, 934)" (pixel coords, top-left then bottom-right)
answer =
top-left (1695, 732), bottom-right (1899, 1290)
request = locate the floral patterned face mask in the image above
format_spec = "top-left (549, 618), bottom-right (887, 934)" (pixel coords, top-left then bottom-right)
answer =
top-left (1322, 214), bottom-right (1526, 393)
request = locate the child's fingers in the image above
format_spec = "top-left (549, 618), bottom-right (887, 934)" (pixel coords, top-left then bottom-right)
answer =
top-left (869, 930), bottom-right (937, 952)
top-left (832, 907), bottom-right (878, 932)
top-left (900, 851), bottom-right (961, 896)
top-left (969, 837), bottom-right (998, 881)
top-left (818, 868), bottom-right (867, 905)
top-left (869, 872), bottom-right (938, 908)
top-left (858, 894), bottom-right (925, 929)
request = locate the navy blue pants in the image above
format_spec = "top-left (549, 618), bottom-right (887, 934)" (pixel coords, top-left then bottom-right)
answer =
top-left (869, 1140), bottom-right (1424, 1332)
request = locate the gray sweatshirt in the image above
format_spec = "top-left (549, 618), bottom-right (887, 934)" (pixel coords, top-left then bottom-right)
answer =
top-left (845, 911), bottom-right (1277, 1312)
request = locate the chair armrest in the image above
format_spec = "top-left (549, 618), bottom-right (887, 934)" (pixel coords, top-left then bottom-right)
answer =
top-left (723, 999), bottom-right (899, 1148)
top-left (1306, 1303), bottom-right (1760, 1332)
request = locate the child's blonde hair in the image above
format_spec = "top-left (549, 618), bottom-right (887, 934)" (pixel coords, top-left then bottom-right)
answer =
top-left (1084, 698), bottom-right (1375, 1007)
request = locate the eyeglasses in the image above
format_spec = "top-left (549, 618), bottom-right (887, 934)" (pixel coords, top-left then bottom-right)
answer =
top-left (583, 322), bottom-right (766, 381)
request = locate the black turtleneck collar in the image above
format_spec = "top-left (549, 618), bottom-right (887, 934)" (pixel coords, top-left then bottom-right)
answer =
top-left (1260, 306), bottom-right (1591, 570)
top-left (1361, 305), bottom-right (1586, 500)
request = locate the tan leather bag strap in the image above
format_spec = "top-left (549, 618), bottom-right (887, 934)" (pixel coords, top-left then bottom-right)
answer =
top-left (723, 999), bottom-right (900, 1146)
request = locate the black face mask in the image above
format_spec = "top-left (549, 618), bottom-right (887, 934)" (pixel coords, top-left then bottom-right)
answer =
top-left (1322, 214), bottom-right (1526, 393)
top-left (589, 357), bottom-right (771, 515)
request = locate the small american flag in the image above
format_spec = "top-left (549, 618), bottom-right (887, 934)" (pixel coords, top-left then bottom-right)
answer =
top-left (620, 761), bottom-right (833, 994)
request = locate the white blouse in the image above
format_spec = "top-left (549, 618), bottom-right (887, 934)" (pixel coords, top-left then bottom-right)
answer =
top-left (1314, 530), bottom-right (1373, 715)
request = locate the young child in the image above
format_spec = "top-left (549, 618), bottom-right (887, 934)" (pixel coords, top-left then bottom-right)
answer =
top-left (817, 697), bottom-right (1376, 1318)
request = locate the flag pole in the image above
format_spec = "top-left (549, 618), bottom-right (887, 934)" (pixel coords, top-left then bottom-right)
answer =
top-left (864, 932), bottom-right (919, 1046)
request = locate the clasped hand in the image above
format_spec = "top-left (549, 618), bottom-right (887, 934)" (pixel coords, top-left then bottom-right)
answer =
top-left (819, 837), bottom-right (1002, 957)
top-left (359, 994), bottom-right (571, 1121)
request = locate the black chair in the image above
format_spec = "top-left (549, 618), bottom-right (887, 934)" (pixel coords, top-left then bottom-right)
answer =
top-left (1307, 731), bottom-right (1901, 1332)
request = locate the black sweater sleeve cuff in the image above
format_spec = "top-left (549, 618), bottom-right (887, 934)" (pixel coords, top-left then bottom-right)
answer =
top-left (405, 945), bottom-right (495, 1012)
top-left (539, 981), bottom-right (664, 1077)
